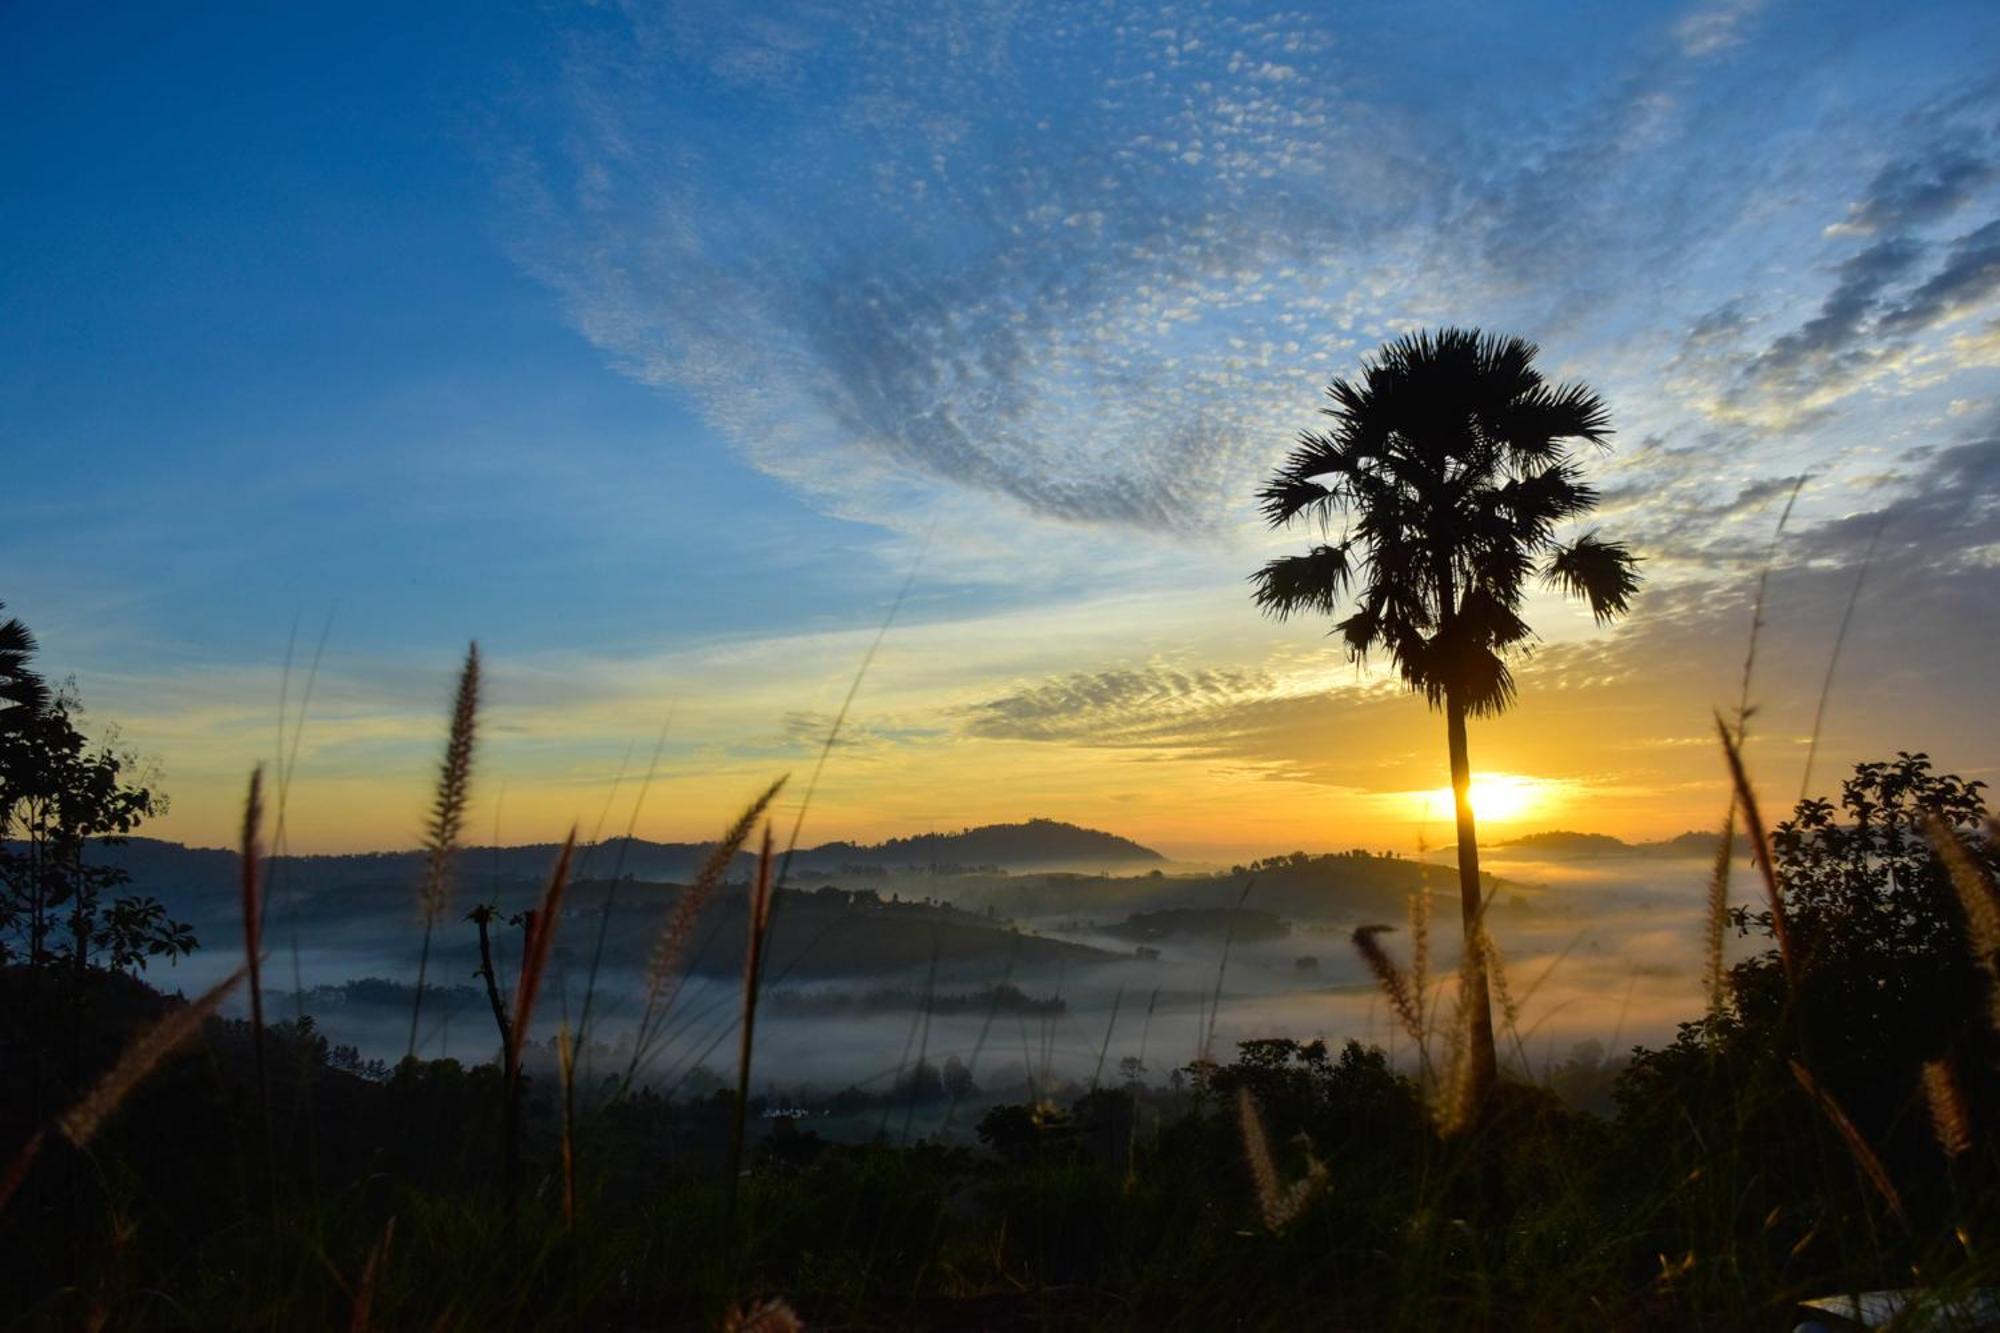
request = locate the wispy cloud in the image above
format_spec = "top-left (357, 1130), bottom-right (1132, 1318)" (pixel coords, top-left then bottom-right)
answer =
top-left (510, 0), bottom-right (1986, 546)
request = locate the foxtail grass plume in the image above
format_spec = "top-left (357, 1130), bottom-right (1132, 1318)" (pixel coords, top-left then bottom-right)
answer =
top-left (645, 776), bottom-right (787, 1005)
top-left (1921, 1057), bottom-right (1972, 1159)
top-left (1434, 944), bottom-right (1481, 1137)
top-left (1923, 812), bottom-right (2000, 1034)
top-left (1789, 1059), bottom-right (1908, 1227)
top-left (1352, 925), bottom-right (1423, 1046)
top-left (1717, 716), bottom-right (1793, 984)
top-left (1235, 1086), bottom-right (1326, 1232)
top-left (420, 642), bottom-right (479, 924)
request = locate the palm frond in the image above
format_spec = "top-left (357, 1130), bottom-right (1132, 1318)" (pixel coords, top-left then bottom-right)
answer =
top-left (1544, 532), bottom-right (1642, 623)
top-left (0, 602), bottom-right (47, 719)
top-left (1250, 545), bottom-right (1353, 619)
top-left (1498, 380), bottom-right (1613, 456)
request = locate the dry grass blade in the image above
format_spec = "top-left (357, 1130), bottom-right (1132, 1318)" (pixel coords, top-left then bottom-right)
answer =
top-left (347, 1215), bottom-right (396, 1333)
top-left (0, 1129), bottom-right (47, 1215)
top-left (1921, 1058), bottom-right (1971, 1159)
top-left (1481, 925), bottom-right (1520, 1032)
top-left (509, 830), bottom-right (575, 1074)
top-left (420, 643), bottom-right (479, 924)
top-left (1409, 884), bottom-right (1431, 1023)
top-left (1235, 1086), bottom-right (1325, 1232)
top-left (241, 764), bottom-right (265, 1015)
top-left (1435, 946), bottom-right (1479, 1137)
top-left (722, 1296), bottom-right (804, 1333)
top-left (1352, 925), bottom-right (1423, 1046)
top-left (726, 824), bottom-right (779, 1218)
top-left (1716, 715), bottom-right (1793, 984)
top-left (645, 776), bottom-right (787, 1004)
top-left (1789, 1059), bottom-right (1908, 1227)
top-left (1703, 804), bottom-right (1736, 1022)
top-left (60, 966), bottom-right (247, 1149)
top-left (1923, 812), bottom-right (2000, 1034)
top-left (557, 1022), bottom-right (577, 1227)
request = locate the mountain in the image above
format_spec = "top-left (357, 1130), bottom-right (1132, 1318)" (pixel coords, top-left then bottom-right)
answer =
top-left (1496, 829), bottom-right (1741, 859)
top-left (805, 818), bottom-right (1164, 870)
top-left (57, 818), bottom-right (1164, 916)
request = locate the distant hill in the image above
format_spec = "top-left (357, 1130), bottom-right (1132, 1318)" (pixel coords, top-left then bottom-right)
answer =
top-left (69, 817), bottom-right (1161, 906)
top-left (808, 818), bottom-right (1163, 870)
top-left (1496, 829), bottom-right (1739, 859)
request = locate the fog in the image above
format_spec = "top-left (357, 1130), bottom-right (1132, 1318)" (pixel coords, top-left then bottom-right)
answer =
top-left (158, 851), bottom-right (1753, 1138)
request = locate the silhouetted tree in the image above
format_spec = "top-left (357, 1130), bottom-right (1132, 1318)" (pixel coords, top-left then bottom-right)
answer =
top-left (1251, 329), bottom-right (1639, 1109)
top-left (0, 681), bottom-right (193, 972)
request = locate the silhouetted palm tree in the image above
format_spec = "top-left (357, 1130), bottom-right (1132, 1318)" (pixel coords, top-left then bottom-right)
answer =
top-left (1251, 329), bottom-right (1639, 1111)
top-left (0, 600), bottom-right (47, 728)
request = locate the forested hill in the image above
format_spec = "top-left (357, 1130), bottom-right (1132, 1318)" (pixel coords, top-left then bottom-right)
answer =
top-left (1496, 829), bottom-right (1734, 858)
top-left (806, 818), bottom-right (1163, 869)
top-left (54, 818), bottom-right (1165, 910)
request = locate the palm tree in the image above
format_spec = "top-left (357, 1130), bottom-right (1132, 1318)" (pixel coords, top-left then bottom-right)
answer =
top-left (1250, 328), bottom-right (1640, 1112)
top-left (0, 600), bottom-right (48, 730)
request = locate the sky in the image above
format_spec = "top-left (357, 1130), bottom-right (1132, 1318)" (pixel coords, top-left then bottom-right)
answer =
top-left (4, 0), bottom-right (2000, 859)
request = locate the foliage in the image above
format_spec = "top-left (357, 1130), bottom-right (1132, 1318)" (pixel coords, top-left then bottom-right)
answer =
top-left (0, 682), bottom-right (193, 973)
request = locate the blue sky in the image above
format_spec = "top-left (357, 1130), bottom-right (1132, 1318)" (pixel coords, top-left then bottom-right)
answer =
top-left (5, 1), bottom-right (1999, 855)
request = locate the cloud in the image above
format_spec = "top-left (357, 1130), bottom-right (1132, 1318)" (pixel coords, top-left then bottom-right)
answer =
top-left (960, 663), bottom-right (1280, 745)
top-left (1879, 218), bottom-right (2000, 336)
top-left (1710, 99), bottom-right (2000, 427)
top-left (512, 1), bottom-right (1972, 540)
top-left (1672, 0), bottom-right (1767, 59)
top-left (1825, 135), bottom-right (1998, 237)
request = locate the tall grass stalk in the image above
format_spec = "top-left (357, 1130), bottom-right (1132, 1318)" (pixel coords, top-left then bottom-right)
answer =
top-left (725, 824), bottom-right (777, 1224)
top-left (347, 1215), bottom-right (396, 1333)
top-left (1717, 714), bottom-right (1794, 983)
top-left (1702, 805), bottom-right (1737, 1023)
top-left (505, 830), bottom-right (574, 1211)
top-left (1788, 1058), bottom-right (1909, 1228)
top-left (1353, 924), bottom-right (1424, 1050)
top-left (1089, 982), bottom-right (1125, 1094)
top-left (1409, 882), bottom-right (1431, 1030)
top-left (1200, 878), bottom-right (1254, 1062)
top-left (556, 1022), bottom-right (577, 1228)
top-left (408, 643), bottom-right (479, 1062)
top-left (628, 777), bottom-right (787, 1084)
top-left (1435, 941), bottom-right (1480, 1137)
top-left (239, 765), bottom-right (268, 1129)
top-left (1924, 812), bottom-right (2000, 1034)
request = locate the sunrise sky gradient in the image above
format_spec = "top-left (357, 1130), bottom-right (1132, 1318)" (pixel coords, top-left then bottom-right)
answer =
top-left (5, 0), bottom-right (1999, 859)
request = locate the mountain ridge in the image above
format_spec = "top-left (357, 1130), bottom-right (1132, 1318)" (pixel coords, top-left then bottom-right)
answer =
top-left (1495, 829), bottom-right (1740, 858)
top-left (60, 816), bottom-right (1164, 886)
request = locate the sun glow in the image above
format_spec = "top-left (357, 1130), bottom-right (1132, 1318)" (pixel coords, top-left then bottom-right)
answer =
top-left (1415, 773), bottom-right (1559, 827)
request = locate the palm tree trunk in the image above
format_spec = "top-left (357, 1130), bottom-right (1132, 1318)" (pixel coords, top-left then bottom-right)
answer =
top-left (1445, 693), bottom-right (1498, 1109)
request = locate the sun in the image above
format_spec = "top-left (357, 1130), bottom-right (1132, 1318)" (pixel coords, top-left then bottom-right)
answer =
top-left (1415, 774), bottom-right (1555, 826)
